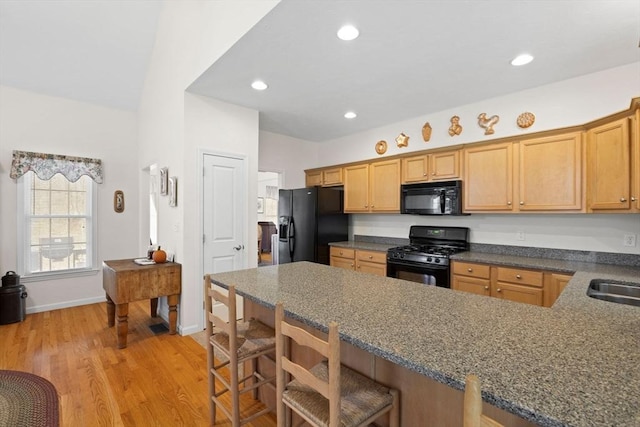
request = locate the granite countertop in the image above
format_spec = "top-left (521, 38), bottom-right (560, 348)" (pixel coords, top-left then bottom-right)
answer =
top-left (328, 240), bottom-right (398, 252)
top-left (209, 261), bottom-right (640, 427)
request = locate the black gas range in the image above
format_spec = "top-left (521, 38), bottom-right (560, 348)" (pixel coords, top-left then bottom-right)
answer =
top-left (386, 225), bottom-right (469, 288)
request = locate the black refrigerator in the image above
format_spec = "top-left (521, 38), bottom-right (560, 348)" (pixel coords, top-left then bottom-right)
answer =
top-left (278, 187), bottom-right (348, 265)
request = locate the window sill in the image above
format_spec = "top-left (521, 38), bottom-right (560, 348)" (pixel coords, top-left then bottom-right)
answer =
top-left (21, 268), bottom-right (100, 283)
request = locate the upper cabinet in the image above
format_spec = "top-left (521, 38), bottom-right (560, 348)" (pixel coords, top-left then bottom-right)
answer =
top-left (464, 142), bottom-right (514, 212)
top-left (344, 159), bottom-right (401, 213)
top-left (305, 167), bottom-right (343, 187)
top-left (587, 116), bottom-right (638, 212)
top-left (402, 149), bottom-right (461, 183)
top-left (518, 132), bottom-right (583, 211)
top-left (464, 132), bottom-right (584, 213)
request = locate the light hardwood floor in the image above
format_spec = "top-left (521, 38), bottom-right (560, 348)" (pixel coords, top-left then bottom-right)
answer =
top-left (0, 300), bottom-right (276, 426)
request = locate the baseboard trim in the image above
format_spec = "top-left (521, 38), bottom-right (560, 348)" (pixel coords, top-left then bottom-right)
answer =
top-left (26, 296), bottom-right (107, 314)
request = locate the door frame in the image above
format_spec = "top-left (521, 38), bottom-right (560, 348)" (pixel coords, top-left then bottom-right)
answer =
top-left (198, 148), bottom-right (249, 331)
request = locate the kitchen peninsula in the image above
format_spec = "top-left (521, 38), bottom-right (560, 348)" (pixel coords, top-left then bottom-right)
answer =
top-left (209, 261), bottom-right (639, 426)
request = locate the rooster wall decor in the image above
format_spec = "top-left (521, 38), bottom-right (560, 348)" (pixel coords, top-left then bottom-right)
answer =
top-left (477, 113), bottom-right (500, 135)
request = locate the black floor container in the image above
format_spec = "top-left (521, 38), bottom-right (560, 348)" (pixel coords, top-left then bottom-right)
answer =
top-left (0, 271), bottom-right (27, 324)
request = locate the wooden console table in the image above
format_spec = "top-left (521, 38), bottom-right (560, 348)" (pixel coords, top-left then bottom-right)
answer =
top-left (102, 259), bottom-right (181, 348)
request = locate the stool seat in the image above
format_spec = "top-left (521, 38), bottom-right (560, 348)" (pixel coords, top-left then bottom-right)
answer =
top-left (283, 360), bottom-right (394, 427)
top-left (210, 318), bottom-right (275, 360)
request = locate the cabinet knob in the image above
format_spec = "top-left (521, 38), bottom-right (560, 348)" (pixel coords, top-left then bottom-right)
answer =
top-left (516, 274), bottom-right (522, 279)
top-left (371, 205), bottom-right (374, 208)
top-left (357, 265), bottom-right (360, 269)
top-left (364, 205), bottom-right (368, 208)
top-left (519, 201), bottom-right (524, 205)
top-left (432, 172), bottom-right (436, 176)
top-left (368, 255), bottom-right (373, 259)
top-left (496, 288), bottom-right (502, 292)
top-left (507, 201), bottom-right (512, 206)
top-left (423, 173), bottom-right (427, 176)
top-left (632, 196), bottom-right (637, 202)
top-left (484, 286), bottom-right (489, 290)
top-left (467, 268), bottom-right (473, 272)
top-left (620, 197), bottom-right (627, 202)
top-left (351, 263), bottom-right (354, 267)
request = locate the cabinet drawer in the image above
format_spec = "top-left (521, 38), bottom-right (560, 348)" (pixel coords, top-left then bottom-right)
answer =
top-left (356, 250), bottom-right (386, 264)
top-left (452, 262), bottom-right (490, 279)
top-left (497, 267), bottom-right (543, 287)
top-left (330, 247), bottom-right (355, 259)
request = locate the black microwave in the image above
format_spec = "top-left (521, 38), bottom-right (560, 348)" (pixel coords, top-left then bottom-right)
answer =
top-left (400, 180), bottom-right (466, 215)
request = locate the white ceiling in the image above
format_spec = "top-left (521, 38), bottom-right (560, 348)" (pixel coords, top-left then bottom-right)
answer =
top-left (1, 1), bottom-right (638, 142)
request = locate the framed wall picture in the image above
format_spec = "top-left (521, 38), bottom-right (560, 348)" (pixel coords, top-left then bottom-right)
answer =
top-left (257, 197), bottom-right (264, 213)
top-left (160, 167), bottom-right (168, 195)
top-left (114, 190), bottom-right (125, 213)
top-left (169, 176), bottom-right (177, 207)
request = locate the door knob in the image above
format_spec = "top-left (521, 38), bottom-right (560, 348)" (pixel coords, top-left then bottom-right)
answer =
top-left (233, 245), bottom-right (243, 251)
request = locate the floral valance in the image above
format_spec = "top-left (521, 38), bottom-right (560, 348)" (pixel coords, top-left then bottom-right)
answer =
top-left (10, 150), bottom-right (103, 183)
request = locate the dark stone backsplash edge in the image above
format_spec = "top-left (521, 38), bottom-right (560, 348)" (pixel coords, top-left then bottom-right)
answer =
top-left (353, 235), bottom-right (640, 267)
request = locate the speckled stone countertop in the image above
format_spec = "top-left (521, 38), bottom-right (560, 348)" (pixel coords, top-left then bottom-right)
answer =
top-left (209, 261), bottom-right (640, 427)
top-left (328, 240), bottom-right (398, 252)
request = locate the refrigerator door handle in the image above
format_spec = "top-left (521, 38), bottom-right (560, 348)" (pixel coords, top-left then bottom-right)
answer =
top-left (288, 219), bottom-right (295, 261)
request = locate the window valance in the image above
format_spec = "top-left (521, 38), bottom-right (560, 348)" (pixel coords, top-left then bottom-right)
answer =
top-left (10, 150), bottom-right (104, 183)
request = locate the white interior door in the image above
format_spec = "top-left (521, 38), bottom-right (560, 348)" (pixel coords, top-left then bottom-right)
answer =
top-left (203, 153), bottom-right (246, 320)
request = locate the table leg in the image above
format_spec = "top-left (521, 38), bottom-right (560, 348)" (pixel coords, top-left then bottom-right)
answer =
top-left (106, 294), bottom-right (115, 327)
top-left (167, 294), bottom-right (178, 335)
top-left (116, 303), bottom-right (129, 349)
top-left (150, 298), bottom-right (158, 317)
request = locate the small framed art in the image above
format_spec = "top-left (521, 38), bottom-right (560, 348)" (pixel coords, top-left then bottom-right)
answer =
top-left (169, 176), bottom-right (177, 207)
top-left (160, 167), bottom-right (168, 195)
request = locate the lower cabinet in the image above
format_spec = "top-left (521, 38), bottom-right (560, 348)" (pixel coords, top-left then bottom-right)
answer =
top-left (330, 247), bottom-right (387, 277)
top-left (451, 261), bottom-right (572, 307)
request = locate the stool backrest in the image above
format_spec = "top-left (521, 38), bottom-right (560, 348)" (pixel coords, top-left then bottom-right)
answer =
top-left (275, 302), bottom-right (341, 427)
top-left (204, 277), bottom-right (238, 355)
top-left (464, 374), bottom-right (504, 427)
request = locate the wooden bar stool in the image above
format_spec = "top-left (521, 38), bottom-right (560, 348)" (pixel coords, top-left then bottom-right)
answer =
top-left (204, 277), bottom-right (276, 427)
top-left (463, 374), bottom-right (504, 427)
top-left (274, 302), bottom-right (400, 427)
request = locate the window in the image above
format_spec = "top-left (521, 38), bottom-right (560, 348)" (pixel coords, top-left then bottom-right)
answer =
top-left (18, 173), bottom-right (97, 278)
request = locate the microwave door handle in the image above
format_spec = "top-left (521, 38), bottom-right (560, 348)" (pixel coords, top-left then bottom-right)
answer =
top-left (440, 190), bottom-right (446, 214)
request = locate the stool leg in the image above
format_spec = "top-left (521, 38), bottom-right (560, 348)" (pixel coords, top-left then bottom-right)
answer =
top-left (389, 388), bottom-right (400, 427)
top-left (230, 355), bottom-right (240, 427)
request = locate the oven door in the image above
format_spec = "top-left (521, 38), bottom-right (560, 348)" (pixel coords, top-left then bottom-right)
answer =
top-left (386, 260), bottom-right (450, 288)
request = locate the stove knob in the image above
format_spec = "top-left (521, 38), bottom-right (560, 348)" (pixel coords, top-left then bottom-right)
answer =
top-left (427, 257), bottom-right (432, 262)
top-left (400, 253), bottom-right (405, 259)
top-left (434, 258), bottom-right (441, 263)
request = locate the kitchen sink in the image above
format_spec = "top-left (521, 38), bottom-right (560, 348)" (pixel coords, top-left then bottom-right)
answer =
top-left (587, 279), bottom-right (640, 307)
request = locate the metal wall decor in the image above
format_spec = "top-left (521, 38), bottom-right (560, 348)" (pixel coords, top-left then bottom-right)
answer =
top-left (477, 113), bottom-right (500, 135)
top-left (395, 133), bottom-right (409, 148)
top-left (448, 116), bottom-right (463, 136)
top-left (168, 176), bottom-right (177, 207)
top-left (517, 112), bottom-right (536, 128)
top-left (422, 122), bottom-right (432, 142)
top-left (160, 167), bottom-right (168, 195)
top-left (114, 190), bottom-right (124, 213)
top-left (375, 140), bottom-right (388, 155)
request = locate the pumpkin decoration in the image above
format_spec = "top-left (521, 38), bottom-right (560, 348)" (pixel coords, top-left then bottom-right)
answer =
top-left (152, 248), bottom-right (167, 263)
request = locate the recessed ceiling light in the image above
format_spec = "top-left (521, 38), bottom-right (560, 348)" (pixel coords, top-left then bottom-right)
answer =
top-left (251, 80), bottom-right (268, 90)
top-left (511, 54), bottom-right (534, 66)
top-left (337, 25), bottom-right (359, 41)
top-left (344, 111), bottom-right (357, 119)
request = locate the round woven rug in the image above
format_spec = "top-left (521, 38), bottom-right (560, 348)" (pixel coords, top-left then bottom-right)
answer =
top-left (0, 370), bottom-right (59, 427)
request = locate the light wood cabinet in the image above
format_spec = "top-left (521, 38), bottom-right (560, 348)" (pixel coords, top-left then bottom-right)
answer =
top-left (463, 142), bottom-right (514, 211)
top-left (355, 250), bottom-right (387, 276)
top-left (305, 167), bottom-right (343, 187)
top-left (587, 117), bottom-right (638, 212)
top-left (344, 159), bottom-right (400, 213)
top-left (330, 247), bottom-right (387, 277)
top-left (518, 132), bottom-right (583, 211)
top-left (402, 149), bottom-right (460, 183)
top-left (451, 261), bottom-right (573, 307)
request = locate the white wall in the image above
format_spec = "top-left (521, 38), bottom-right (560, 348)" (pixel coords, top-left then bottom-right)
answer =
top-left (136, 0), bottom-right (279, 334)
top-left (259, 130), bottom-right (318, 189)
top-left (0, 85), bottom-right (139, 312)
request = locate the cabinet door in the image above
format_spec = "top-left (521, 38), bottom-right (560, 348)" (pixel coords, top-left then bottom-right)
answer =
top-left (356, 261), bottom-right (386, 277)
top-left (543, 273), bottom-right (573, 307)
top-left (463, 142), bottom-right (514, 211)
top-left (370, 159), bottom-right (401, 212)
top-left (493, 282), bottom-right (543, 306)
top-left (344, 164), bottom-right (370, 212)
top-left (330, 256), bottom-right (355, 270)
top-left (322, 168), bottom-right (343, 186)
top-left (306, 171), bottom-right (322, 187)
top-left (633, 110), bottom-right (640, 210)
top-left (587, 118), bottom-right (631, 210)
top-left (452, 275), bottom-right (491, 296)
top-left (430, 150), bottom-right (460, 181)
top-left (519, 132), bottom-right (583, 211)
top-left (402, 155), bottom-right (429, 183)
